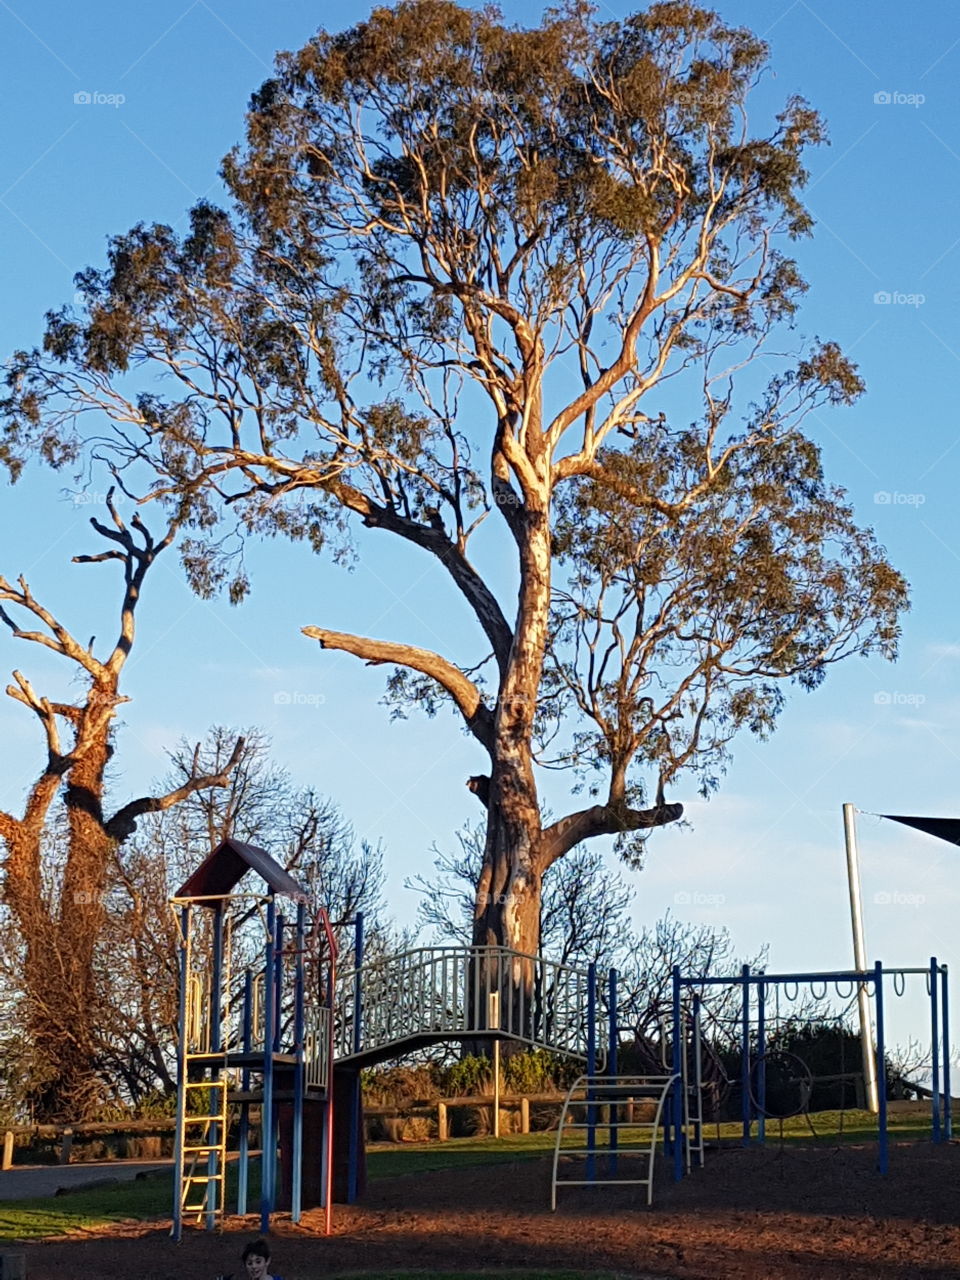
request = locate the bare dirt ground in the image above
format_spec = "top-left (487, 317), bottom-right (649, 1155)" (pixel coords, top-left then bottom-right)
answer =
top-left (17, 1141), bottom-right (960, 1279)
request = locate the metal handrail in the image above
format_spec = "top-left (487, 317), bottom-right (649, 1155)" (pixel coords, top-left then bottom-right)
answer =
top-left (335, 945), bottom-right (606, 1064)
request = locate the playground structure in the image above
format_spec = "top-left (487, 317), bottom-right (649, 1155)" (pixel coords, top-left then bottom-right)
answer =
top-left (171, 838), bottom-right (621, 1239)
top-left (668, 960), bottom-right (952, 1187)
top-left (172, 840), bottom-right (953, 1239)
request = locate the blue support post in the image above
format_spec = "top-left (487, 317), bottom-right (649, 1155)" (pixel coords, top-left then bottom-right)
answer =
top-left (172, 905), bottom-right (189, 1242)
top-left (207, 905), bottom-right (224, 1231)
top-left (586, 962), bottom-right (597, 1182)
top-left (757, 976), bottom-right (766, 1146)
top-left (608, 968), bottom-right (618, 1175)
top-left (292, 901), bottom-right (306, 1222)
top-left (671, 966), bottom-right (683, 1183)
top-left (348, 912), bottom-right (365, 1204)
top-left (931, 957), bottom-right (942, 1143)
top-left (741, 965), bottom-right (751, 1145)
top-left (260, 895), bottom-right (277, 1234)
top-left (237, 969), bottom-right (252, 1217)
top-left (692, 992), bottom-right (703, 1162)
top-left (875, 961), bottom-right (888, 1175)
top-left (942, 964), bottom-right (952, 1140)
top-left (273, 914), bottom-right (285, 1052)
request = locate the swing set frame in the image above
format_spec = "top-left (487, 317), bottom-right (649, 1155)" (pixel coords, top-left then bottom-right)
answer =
top-left (670, 957), bottom-right (951, 1184)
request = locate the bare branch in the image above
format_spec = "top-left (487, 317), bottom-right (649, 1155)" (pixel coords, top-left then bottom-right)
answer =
top-left (103, 735), bottom-right (247, 842)
top-left (303, 626), bottom-right (494, 751)
top-left (541, 801), bottom-right (684, 870)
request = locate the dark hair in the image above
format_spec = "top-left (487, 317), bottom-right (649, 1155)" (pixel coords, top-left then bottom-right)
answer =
top-left (241, 1238), bottom-right (271, 1262)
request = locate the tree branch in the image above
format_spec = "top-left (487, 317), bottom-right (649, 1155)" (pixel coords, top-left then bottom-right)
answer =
top-left (102, 736), bottom-right (247, 842)
top-left (0, 809), bottom-right (20, 846)
top-left (541, 801), bottom-right (683, 869)
top-left (303, 626), bottom-right (495, 752)
top-left (324, 479), bottom-right (514, 674)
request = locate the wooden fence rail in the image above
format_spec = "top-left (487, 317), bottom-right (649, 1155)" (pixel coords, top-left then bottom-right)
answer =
top-left (0, 1092), bottom-right (653, 1166)
top-left (364, 1090), bottom-right (650, 1142)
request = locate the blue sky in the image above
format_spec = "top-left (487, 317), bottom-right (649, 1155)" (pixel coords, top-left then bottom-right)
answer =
top-left (1, 0), bottom-right (959, 1055)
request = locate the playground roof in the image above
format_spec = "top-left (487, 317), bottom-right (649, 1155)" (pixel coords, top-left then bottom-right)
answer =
top-left (882, 814), bottom-right (960, 846)
top-left (174, 837), bottom-right (308, 904)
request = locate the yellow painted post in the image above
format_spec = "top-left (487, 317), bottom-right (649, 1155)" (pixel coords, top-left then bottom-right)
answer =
top-left (437, 1102), bottom-right (448, 1143)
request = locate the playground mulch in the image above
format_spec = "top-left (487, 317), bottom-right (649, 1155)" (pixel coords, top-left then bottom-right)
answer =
top-left (16, 1140), bottom-right (960, 1279)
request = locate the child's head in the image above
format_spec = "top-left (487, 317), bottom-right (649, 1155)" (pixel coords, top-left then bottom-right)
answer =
top-left (241, 1238), bottom-right (271, 1279)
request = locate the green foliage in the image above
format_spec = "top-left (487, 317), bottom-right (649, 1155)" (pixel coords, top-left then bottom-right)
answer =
top-left (441, 1054), bottom-right (492, 1097)
top-left (501, 1048), bottom-right (577, 1094)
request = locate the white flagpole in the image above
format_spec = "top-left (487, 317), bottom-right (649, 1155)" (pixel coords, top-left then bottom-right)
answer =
top-left (843, 803), bottom-right (880, 1113)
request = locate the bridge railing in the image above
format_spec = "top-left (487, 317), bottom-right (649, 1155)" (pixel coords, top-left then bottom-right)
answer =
top-left (333, 945), bottom-right (606, 1064)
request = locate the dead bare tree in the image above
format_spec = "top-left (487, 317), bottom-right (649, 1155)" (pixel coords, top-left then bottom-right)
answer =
top-left (0, 493), bottom-right (243, 1119)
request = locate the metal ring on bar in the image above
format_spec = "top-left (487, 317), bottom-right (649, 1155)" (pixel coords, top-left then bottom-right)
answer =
top-left (783, 981), bottom-right (799, 1003)
top-left (810, 981), bottom-right (828, 1001)
top-left (748, 1050), bottom-right (814, 1119)
top-left (834, 980), bottom-right (854, 1000)
top-left (893, 971), bottom-right (906, 997)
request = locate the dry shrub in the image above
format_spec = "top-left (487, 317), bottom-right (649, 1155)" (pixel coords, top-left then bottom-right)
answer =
top-left (399, 1115), bottom-right (434, 1142)
top-left (362, 1063), bottom-right (441, 1106)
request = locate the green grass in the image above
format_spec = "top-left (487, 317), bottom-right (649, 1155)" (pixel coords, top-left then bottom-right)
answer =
top-left (0, 1173), bottom-right (174, 1241)
top-left (0, 1106), bottom-right (949, 1244)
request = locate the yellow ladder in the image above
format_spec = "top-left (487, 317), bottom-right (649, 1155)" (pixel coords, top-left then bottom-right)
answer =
top-left (179, 1077), bottom-right (228, 1228)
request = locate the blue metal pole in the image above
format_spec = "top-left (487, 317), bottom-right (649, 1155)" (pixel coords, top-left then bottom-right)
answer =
top-left (671, 966), bottom-right (683, 1183)
top-left (931, 957), bottom-right (942, 1143)
top-left (757, 976), bottom-right (766, 1145)
top-left (172, 905), bottom-right (189, 1242)
top-left (942, 964), bottom-right (952, 1140)
top-left (260, 895), bottom-right (277, 1234)
top-left (273, 913), bottom-right (285, 1052)
top-left (207, 905), bottom-right (224, 1231)
top-left (237, 969), bottom-right (252, 1217)
top-left (875, 961), bottom-right (888, 1175)
top-left (586, 962), bottom-right (597, 1183)
top-left (692, 991), bottom-right (703, 1163)
top-left (353, 911), bottom-right (365, 1054)
top-left (608, 968), bottom-right (618, 1176)
top-left (348, 911), bottom-right (365, 1204)
top-left (292, 901), bottom-right (306, 1222)
top-left (741, 965), bottom-right (751, 1146)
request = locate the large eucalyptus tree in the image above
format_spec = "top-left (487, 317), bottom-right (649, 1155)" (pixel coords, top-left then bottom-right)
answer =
top-left (3, 2), bottom-right (906, 962)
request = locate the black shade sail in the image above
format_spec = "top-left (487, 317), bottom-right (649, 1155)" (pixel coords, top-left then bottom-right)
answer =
top-left (882, 815), bottom-right (960, 847)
